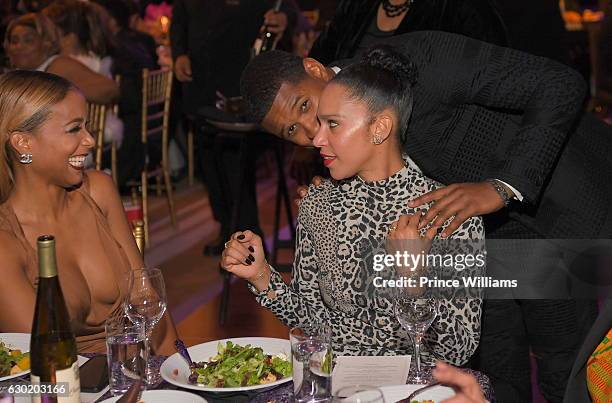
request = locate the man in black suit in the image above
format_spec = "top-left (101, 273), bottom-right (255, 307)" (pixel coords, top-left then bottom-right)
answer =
top-left (239, 31), bottom-right (612, 401)
top-left (170, 0), bottom-right (293, 254)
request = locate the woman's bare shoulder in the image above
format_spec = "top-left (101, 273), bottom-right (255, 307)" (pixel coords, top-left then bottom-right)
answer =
top-left (82, 171), bottom-right (119, 213)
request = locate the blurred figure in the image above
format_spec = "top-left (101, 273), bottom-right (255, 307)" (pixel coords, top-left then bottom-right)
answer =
top-left (43, 0), bottom-right (123, 147)
top-left (170, 0), bottom-right (294, 255)
top-left (310, 0), bottom-right (508, 65)
top-left (94, 0), bottom-right (159, 187)
top-left (3, 12), bottom-right (119, 104)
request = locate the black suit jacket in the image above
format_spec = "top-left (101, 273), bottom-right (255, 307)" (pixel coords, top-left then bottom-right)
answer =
top-left (563, 299), bottom-right (612, 402)
top-left (171, 0), bottom-right (296, 113)
top-left (310, 0), bottom-right (508, 65)
top-left (340, 31), bottom-right (612, 238)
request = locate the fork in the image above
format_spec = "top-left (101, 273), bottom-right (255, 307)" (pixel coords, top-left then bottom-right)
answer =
top-left (399, 382), bottom-right (441, 402)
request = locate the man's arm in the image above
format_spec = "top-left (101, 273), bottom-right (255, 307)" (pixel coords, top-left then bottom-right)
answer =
top-left (387, 31), bottom-right (586, 235)
top-left (169, 0), bottom-right (188, 60)
top-left (410, 30), bottom-right (586, 202)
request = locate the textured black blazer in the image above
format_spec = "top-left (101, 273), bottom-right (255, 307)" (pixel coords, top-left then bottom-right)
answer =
top-left (563, 299), bottom-right (612, 402)
top-left (339, 31), bottom-right (612, 238)
top-left (310, 0), bottom-right (508, 65)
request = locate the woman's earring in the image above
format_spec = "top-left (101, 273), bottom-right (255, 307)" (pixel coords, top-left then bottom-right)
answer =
top-left (372, 135), bottom-right (383, 145)
top-left (18, 153), bottom-right (33, 164)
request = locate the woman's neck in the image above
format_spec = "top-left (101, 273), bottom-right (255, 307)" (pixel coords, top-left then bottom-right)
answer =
top-left (9, 172), bottom-right (70, 223)
top-left (358, 145), bottom-right (405, 182)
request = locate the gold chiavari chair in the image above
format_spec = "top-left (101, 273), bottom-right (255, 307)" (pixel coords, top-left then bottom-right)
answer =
top-left (87, 102), bottom-right (106, 169)
top-left (138, 67), bottom-right (177, 247)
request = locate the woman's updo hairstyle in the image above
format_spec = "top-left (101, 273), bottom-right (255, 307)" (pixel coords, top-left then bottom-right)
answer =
top-left (331, 45), bottom-right (418, 143)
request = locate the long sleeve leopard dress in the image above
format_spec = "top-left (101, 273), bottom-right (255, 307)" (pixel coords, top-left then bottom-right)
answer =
top-left (250, 164), bottom-right (485, 365)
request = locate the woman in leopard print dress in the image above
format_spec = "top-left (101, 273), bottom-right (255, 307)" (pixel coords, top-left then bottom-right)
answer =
top-left (221, 46), bottom-right (485, 365)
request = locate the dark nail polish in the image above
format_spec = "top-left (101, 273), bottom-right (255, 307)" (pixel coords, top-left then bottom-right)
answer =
top-left (237, 234), bottom-right (245, 240)
top-left (248, 254), bottom-right (255, 262)
top-left (245, 259), bottom-right (252, 265)
top-left (248, 246), bottom-right (255, 253)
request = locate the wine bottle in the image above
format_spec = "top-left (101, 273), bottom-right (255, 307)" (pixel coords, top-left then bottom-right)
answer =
top-left (252, 0), bottom-right (283, 56)
top-left (30, 235), bottom-right (80, 403)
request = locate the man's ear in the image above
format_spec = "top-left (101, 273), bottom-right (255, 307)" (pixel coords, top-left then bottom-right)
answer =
top-left (9, 131), bottom-right (33, 155)
top-left (369, 113), bottom-right (394, 144)
top-left (303, 58), bottom-right (332, 81)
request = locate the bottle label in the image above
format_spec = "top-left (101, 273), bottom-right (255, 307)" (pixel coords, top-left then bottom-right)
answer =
top-left (31, 361), bottom-right (80, 403)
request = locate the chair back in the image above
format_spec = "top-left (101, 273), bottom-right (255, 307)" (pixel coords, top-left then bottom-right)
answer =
top-left (141, 68), bottom-right (173, 145)
top-left (87, 102), bottom-right (107, 170)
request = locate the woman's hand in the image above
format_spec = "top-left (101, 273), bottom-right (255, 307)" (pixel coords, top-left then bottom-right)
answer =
top-left (433, 361), bottom-right (487, 403)
top-left (387, 213), bottom-right (437, 254)
top-left (220, 231), bottom-right (270, 288)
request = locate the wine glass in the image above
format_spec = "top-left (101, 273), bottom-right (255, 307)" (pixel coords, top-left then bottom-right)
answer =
top-left (394, 298), bottom-right (437, 384)
top-left (124, 268), bottom-right (167, 386)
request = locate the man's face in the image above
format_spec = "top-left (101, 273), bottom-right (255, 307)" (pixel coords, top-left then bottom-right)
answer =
top-left (261, 75), bottom-right (329, 147)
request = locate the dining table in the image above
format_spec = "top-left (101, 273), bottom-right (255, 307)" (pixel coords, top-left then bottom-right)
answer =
top-left (1, 354), bottom-right (495, 402)
top-left (95, 354), bottom-right (495, 402)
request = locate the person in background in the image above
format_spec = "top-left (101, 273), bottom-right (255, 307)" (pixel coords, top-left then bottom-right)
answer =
top-left (0, 70), bottom-right (177, 354)
top-left (310, 0), bottom-right (508, 65)
top-left (3, 12), bottom-right (119, 104)
top-left (93, 0), bottom-right (159, 188)
top-left (43, 0), bottom-right (124, 149)
top-left (170, 0), bottom-right (294, 256)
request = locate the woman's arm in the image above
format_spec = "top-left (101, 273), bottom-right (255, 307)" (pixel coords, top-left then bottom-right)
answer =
top-left (0, 232), bottom-right (36, 332)
top-left (47, 56), bottom-right (119, 104)
top-left (87, 171), bottom-right (177, 355)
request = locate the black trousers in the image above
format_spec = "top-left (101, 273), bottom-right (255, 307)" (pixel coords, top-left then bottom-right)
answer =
top-left (196, 126), bottom-right (263, 239)
top-left (471, 217), bottom-right (600, 402)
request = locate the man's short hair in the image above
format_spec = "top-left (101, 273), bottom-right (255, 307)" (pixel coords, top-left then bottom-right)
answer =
top-left (240, 50), bottom-right (307, 124)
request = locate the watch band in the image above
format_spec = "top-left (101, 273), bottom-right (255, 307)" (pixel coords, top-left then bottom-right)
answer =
top-left (486, 179), bottom-right (512, 207)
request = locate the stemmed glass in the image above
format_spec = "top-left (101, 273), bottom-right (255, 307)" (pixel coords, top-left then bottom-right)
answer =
top-left (394, 298), bottom-right (437, 384)
top-left (124, 268), bottom-right (167, 386)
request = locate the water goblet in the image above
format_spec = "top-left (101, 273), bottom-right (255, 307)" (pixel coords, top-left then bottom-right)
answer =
top-left (394, 298), bottom-right (437, 384)
top-left (124, 268), bottom-right (167, 387)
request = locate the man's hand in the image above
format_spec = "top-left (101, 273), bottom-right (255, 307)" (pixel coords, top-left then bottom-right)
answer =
top-left (410, 182), bottom-right (507, 238)
top-left (433, 361), bottom-right (486, 403)
top-left (295, 176), bottom-right (324, 206)
top-left (174, 55), bottom-right (192, 82)
top-left (263, 9), bottom-right (288, 36)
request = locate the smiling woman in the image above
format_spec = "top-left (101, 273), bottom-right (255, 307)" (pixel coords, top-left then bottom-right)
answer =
top-left (0, 70), bottom-right (176, 355)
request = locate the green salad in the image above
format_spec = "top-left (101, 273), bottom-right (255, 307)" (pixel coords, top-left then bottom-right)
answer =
top-left (0, 341), bottom-right (30, 377)
top-left (189, 341), bottom-right (292, 388)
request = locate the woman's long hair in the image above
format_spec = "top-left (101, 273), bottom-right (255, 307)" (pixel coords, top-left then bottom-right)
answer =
top-left (0, 70), bottom-right (74, 203)
top-left (43, 0), bottom-right (115, 58)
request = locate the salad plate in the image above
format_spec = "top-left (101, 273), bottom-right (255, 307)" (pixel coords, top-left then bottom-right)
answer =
top-left (160, 337), bottom-right (292, 393)
top-left (0, 333), bottom-right (31, 381)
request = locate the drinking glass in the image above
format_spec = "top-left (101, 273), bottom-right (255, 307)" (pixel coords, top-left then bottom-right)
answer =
top-left (105, 314), bottom-right (146, 396)
top-left (333, 385), bottom-right (385, 402)
top-left (290, 324), bottom-right (333, 403)
top-left (124, 268), bottom-right (167, 386)
top-left (394, 298), bottom-right (437, 384)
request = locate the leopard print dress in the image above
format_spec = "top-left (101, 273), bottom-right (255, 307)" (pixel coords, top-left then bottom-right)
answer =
top-left (252, 164), bottom-right (485, 365)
